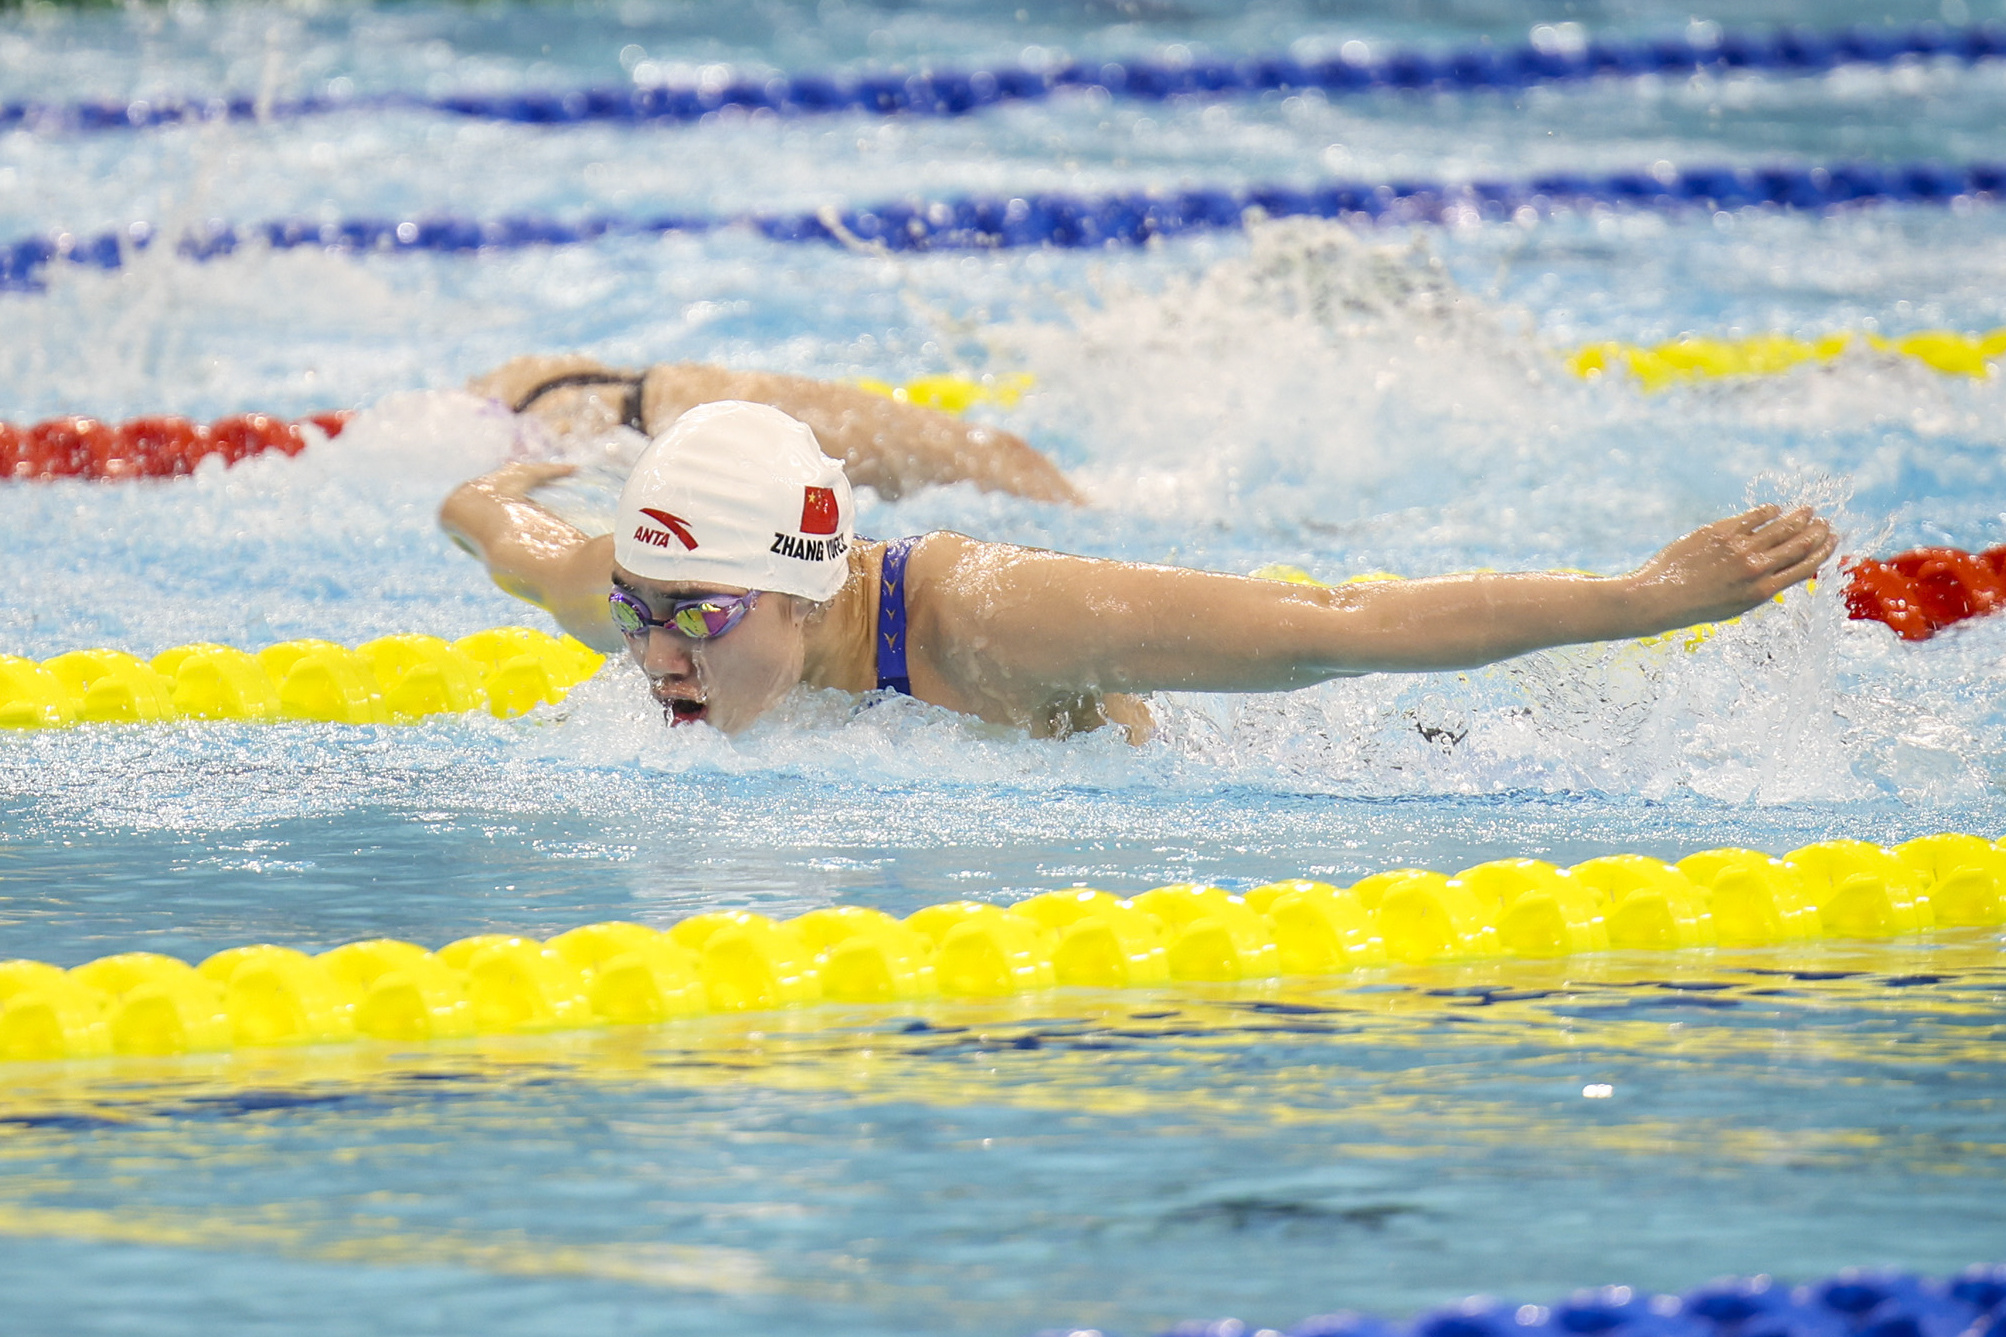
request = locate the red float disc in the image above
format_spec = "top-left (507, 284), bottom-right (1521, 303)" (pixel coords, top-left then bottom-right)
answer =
top-left (26, 417), bottom-right (117, 479)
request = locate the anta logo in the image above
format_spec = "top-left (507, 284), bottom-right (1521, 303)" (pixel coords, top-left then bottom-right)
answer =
top-left (800, 486), bottom-right (841, 536)
top-left (770, 530), bottom-right (849, 563)
top-left (634, 507), bottom-right (698, 551)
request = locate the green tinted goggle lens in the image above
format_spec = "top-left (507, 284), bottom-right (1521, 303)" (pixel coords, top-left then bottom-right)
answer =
top-left (608, 589), bottom-right (759, 641)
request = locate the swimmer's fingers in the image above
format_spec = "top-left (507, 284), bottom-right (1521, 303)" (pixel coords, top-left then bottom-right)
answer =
top-left (1728, 516), bottom-right (1828, 593)
top-left (1633, 509), bottom-right (1833, 626)
top-left (1747, 505), bottom-right (1821, 549)
top-left (1728, 504), bottom-right (1785, 535)
top-left (1716, 509), bottom-right (1827, 585)
top-left (1677, 508), bottom-right (1818, 576)
top-left (1746, 512), bottom-right (1827, 564)
top-left (1752, 524), bottom-right (1839, 597)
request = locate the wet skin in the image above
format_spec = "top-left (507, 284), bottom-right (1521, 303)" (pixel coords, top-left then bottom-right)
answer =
top-left (448, 453), bottom-right (1836, 742)
top-left (609, 569), bottom-right (814, 734)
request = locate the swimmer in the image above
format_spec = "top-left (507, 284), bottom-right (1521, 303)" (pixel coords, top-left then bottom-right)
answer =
top-left (472, 354), bottom-right (1082, 505)
top-left (442, 400), bottom-right (1836, 742)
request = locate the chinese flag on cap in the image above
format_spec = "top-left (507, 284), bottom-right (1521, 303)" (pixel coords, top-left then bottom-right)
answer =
top-left (800, 485), bottom-right (840, 535)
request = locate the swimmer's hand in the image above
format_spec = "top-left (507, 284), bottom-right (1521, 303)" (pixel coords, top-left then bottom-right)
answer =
top-left (935, 505), bottom-right (1839, 700)
top-left (1625, 505), bottom-right (1836, 630)
top-left (478, 459), bottom-right (579, 498)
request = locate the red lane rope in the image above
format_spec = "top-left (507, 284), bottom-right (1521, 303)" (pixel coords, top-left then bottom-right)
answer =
top-left (1845, 545), bottom-right (2006, 640)
top-left (0, 411), bottom-right (351, 481)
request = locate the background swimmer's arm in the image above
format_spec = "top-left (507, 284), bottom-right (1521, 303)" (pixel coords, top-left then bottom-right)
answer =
top-left (935, 507), bottom-right (1835, 697)
top-left (438, 463), bottom-right (624, 653)
top-left (645, 365), bottom-right (1085, 506)
top-left (466, 354), bottom-right (637, 409)
top-left (470, 357), bottom-right (1082, 504)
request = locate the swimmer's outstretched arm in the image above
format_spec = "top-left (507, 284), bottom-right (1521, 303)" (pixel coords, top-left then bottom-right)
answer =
top-left (470, 356), bottom-right (1084, 505)
top-left (922, 507), bottom-right (1835, 705)
top-left (438, 462), bottom-right (622, 653)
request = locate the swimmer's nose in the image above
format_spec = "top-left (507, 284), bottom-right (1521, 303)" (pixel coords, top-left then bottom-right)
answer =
top-left (638, 628), bottom-right (700, 685)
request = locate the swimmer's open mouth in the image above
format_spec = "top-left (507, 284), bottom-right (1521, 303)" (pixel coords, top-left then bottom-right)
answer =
top-left (662, 695), bottom-right (708, 726)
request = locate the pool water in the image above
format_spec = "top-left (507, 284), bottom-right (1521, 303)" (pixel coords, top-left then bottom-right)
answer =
top-left (2, 0), bottom-right (2005, 1332)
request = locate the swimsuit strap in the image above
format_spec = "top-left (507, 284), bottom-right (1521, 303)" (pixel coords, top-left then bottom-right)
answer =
top-left (510, 370), bottom-right (648, 434)
top-left (876, 535), bottom-right (921, 697)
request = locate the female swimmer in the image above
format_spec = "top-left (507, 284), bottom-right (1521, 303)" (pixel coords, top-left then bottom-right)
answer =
top-left (441, 400), bottom-right (1836, 742)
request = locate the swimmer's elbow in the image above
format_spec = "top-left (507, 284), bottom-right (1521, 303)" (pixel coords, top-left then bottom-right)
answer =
top-left (439, 478), bottom-right (484, 526)
top-left (437, 488), bottom-right (485, 557)
top-left (438, 476), bottom-right (520, 558)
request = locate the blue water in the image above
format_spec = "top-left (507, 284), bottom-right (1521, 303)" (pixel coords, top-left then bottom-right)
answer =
top-left (3, 0), bottom-right (2006, 1332)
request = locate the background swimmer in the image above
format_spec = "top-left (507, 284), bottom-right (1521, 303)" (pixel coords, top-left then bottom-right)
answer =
top-left (475, 354), bottom-right (1082, 505)
top-left (443, 401), bottom-right (1836, 742)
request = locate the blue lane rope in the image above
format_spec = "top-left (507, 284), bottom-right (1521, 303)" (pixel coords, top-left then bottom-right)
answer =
top-left (7, 23), bottom-right (2006, 133)
top-left (7, 159), bottom-right (2002, 293)
top-left (1146, 1266), bottom-right (2006, 1337)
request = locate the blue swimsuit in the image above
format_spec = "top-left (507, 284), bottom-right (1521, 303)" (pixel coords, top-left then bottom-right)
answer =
top-left (875, 535), bottom-right (920, 696)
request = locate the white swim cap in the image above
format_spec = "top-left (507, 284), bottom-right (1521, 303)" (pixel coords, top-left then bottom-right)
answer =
top-left (613, 401), bottom-right (854, 602)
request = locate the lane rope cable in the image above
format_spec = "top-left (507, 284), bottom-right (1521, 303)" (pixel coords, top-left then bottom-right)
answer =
top-left (0, 833), bottom-right (2000, 1061)
top-left (7, 327), bottom-right (1997, 484)
top-left (0, 376), bottom-right (1005, 481)
top-left (1, 410), bottom-right (349, 480)
top-left (0, 627), bottom-right (605, 729)
top-left (8, 23), bottom-right (2006, 133)
top-left (1569, 328), bottom-right (2006, 387)
top-left (6, 158), bottom-right (2004, 292)
top-left (1171, 1267), bottom-right (2006, 1337)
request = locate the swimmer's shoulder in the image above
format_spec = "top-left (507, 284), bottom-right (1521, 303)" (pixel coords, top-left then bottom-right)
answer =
top-left (888, 533), bottom-right (1152, 743)
top-left (898, 530), bottom-right (992, 594)
top-left (469, 354), bottom-right (628, 405)
top-left (913, 532), bottom-right (1123, 590)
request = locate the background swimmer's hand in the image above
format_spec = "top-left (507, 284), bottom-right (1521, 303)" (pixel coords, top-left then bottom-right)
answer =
top-left (1625, 505), bottom-right (1836, 629)
top-left (481, 459), bottom-right (578, 498)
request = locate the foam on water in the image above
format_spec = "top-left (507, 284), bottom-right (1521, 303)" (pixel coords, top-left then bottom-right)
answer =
top-left (5, 4), bottom-right (2006, 1329)
top-left (8, 213), bottom-right (2006, 814)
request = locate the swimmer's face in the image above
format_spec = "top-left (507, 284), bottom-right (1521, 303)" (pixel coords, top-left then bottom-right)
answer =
top-left (610, 566), bottom-right (808, 734)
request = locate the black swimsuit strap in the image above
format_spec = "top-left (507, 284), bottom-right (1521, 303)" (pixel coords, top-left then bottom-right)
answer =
top-left (510, 371), bottom-right (648, 434)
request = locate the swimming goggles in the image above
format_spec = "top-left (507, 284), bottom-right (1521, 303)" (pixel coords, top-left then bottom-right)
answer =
top-left (608, 588), bottom-right (760, 641)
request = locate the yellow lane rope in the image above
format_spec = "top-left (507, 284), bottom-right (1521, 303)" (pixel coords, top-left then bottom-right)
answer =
top-left (1, 835), bottom-right (2000, 1064)
top-left (854, 330), bottom-right (2006, 408)
top-left (0, 626), bottom-right (603, 728)
top-left (1567, 328), bottom-right (2006, 391)
top-left (853, 373), bottom-right (1034, 413)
